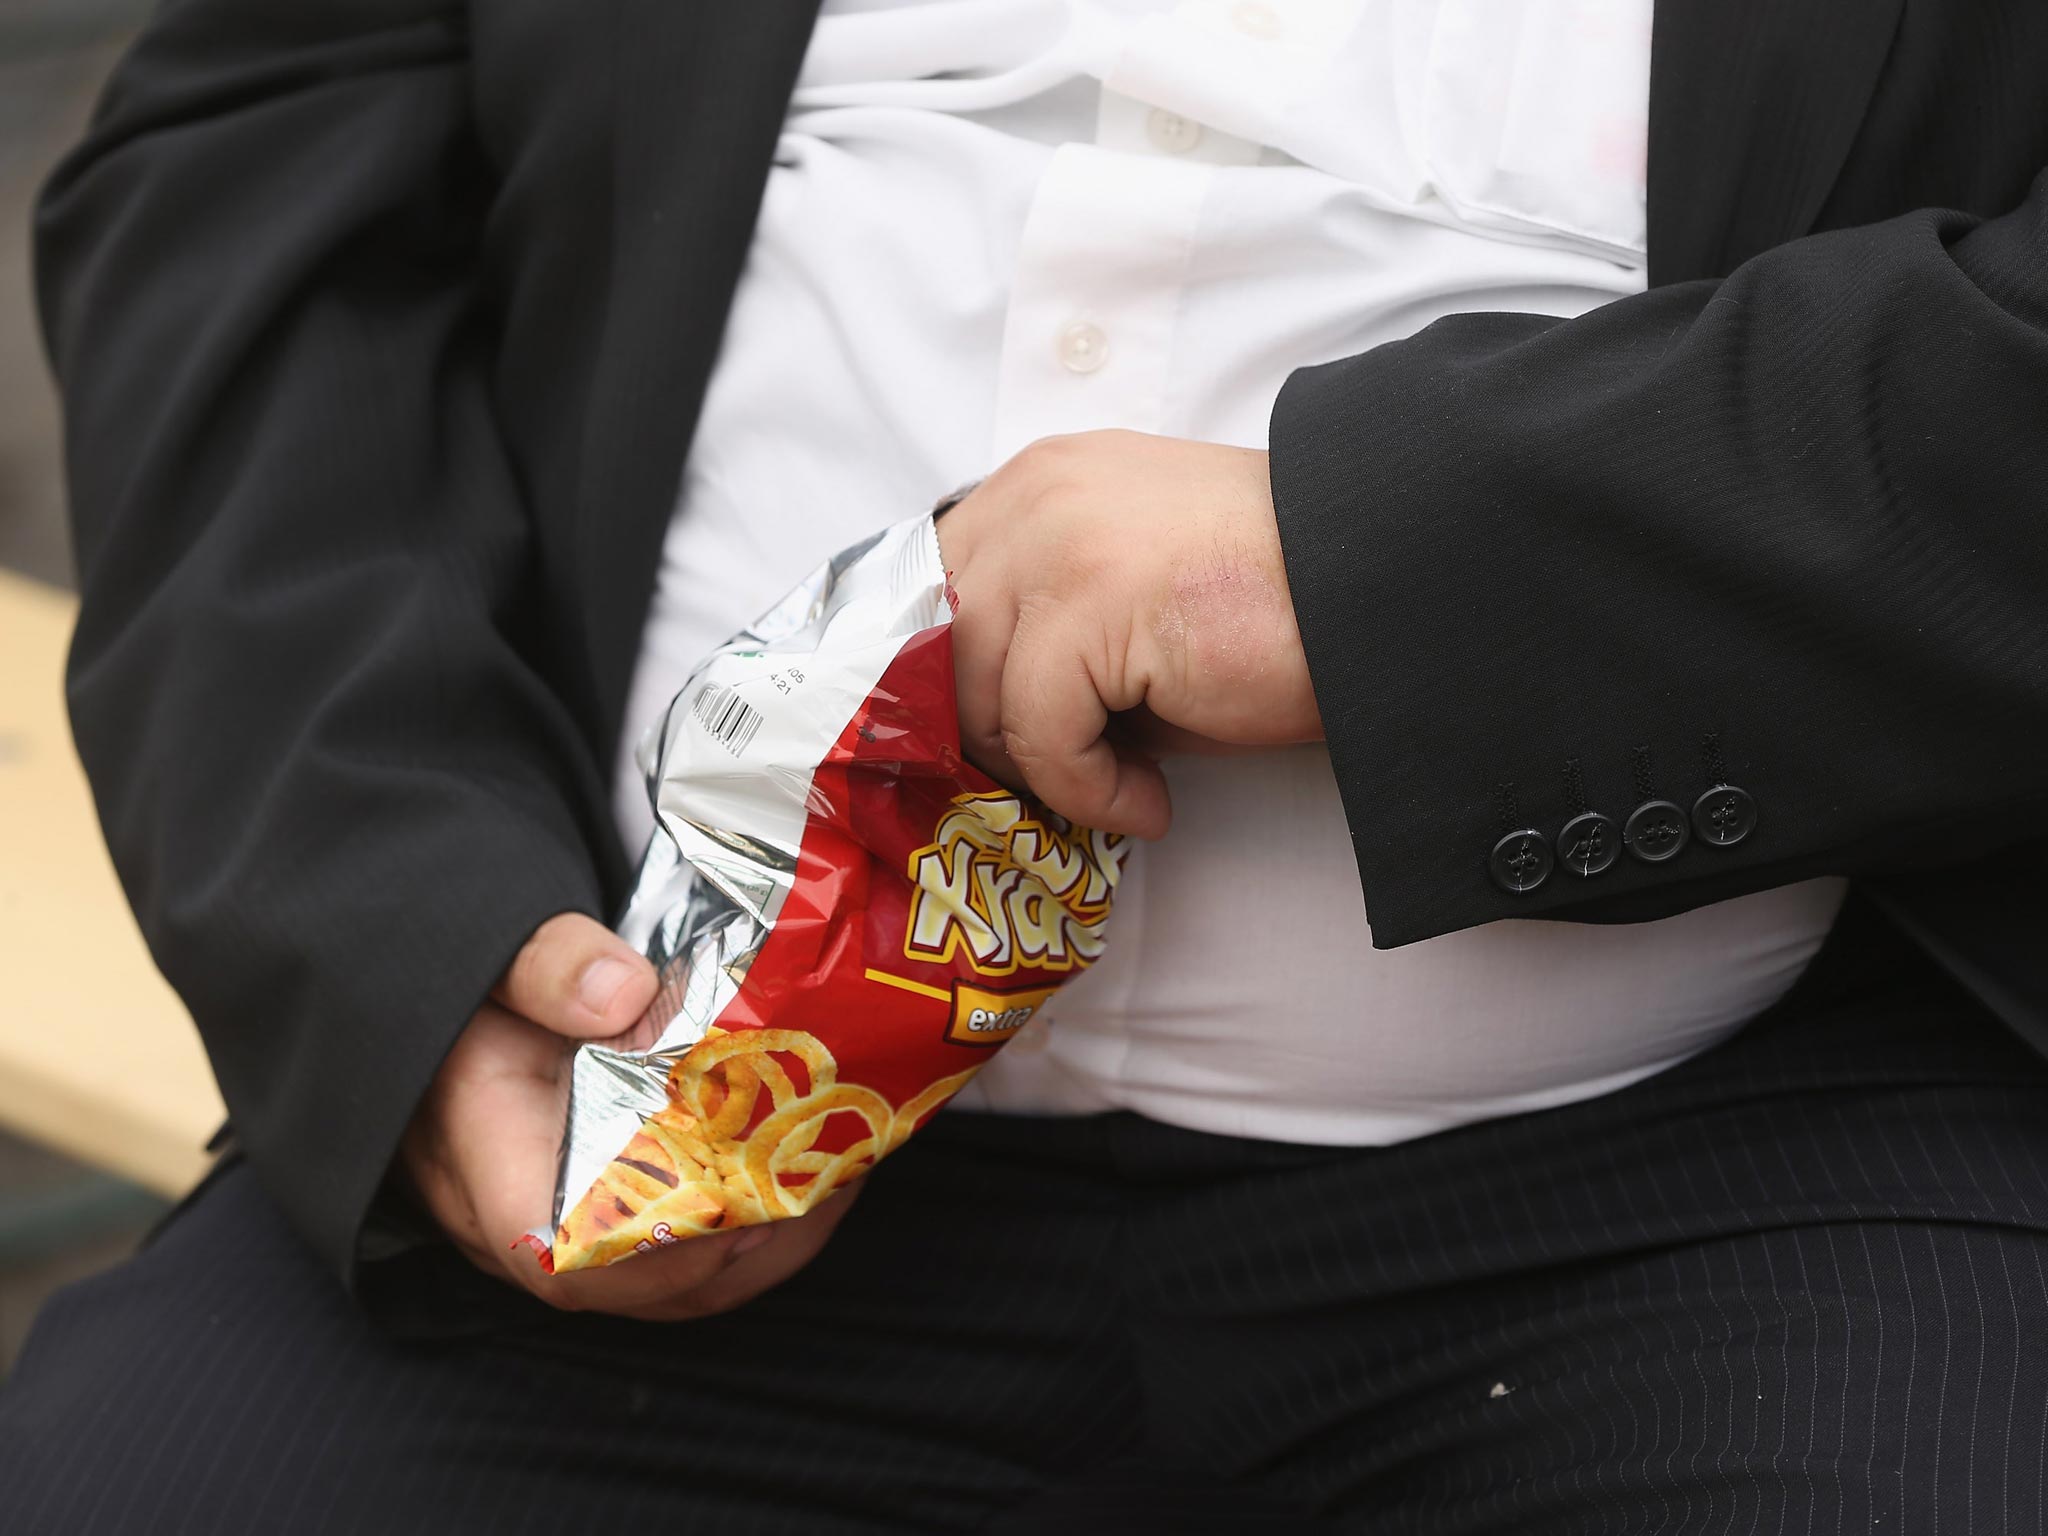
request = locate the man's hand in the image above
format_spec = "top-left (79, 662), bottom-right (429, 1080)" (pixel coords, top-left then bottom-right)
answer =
top-left (938, 430), bottom-right (1322, 839)
top-left (400, 913), bottom-right (861, 1320)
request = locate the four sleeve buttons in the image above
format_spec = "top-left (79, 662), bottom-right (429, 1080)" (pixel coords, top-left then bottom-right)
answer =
top-left (1487, 775), bottom-right (1760, 896)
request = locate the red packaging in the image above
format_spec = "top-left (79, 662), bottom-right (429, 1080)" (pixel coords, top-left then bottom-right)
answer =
top-left (546, 515), bottom-right (1126, 1271)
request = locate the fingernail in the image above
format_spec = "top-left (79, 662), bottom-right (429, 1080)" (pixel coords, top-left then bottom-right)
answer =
top-left (731, 1224), bottom-right (775, 1257)
top-left (577, 955), bottom-right (634, 1016)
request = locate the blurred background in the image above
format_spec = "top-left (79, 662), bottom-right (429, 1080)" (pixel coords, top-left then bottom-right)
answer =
top-left (0, 0), bottom-right (221, 1378)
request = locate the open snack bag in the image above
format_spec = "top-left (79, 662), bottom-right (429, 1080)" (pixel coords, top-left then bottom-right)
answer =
top-left (543, 514), bottom-right (1127, 1271)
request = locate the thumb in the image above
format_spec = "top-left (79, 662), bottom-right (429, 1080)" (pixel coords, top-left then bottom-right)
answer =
top-left (492, 911), bottom-right (660, 1040)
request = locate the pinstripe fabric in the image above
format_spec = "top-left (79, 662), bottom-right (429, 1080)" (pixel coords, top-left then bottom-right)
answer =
top-left (7, 898), bottom-right (2048, 1534)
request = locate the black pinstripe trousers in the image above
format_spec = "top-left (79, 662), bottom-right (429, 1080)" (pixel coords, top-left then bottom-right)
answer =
top-left (8, 897), bottom-right (2048, 1534)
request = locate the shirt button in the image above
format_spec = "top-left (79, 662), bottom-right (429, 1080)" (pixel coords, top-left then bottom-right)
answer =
top-left (1232, 1), bottom-right (1282, 39)
top-left (1489, 828), bottom-right (1553, 894)
top-left (1623, 799), bottom-right (1691, 864)
top-left (1056, 321), bottom-right (1110, 374)
top-left (1692, 785), bottom-right (1757, 846)
top-left (1146, 108), bottom-right (1203, 154)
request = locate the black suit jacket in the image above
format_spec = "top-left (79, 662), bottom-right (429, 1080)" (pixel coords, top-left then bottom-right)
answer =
top-left (35, 0), bottom-right (2048, 1295)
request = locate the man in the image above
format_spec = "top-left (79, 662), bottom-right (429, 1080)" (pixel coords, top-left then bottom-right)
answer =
top-left (6, 0), bottom-right (2048, 1530)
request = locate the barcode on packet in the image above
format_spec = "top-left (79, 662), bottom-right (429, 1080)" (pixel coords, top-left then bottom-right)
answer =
top-left (689, 683), bottom-right (764, 757)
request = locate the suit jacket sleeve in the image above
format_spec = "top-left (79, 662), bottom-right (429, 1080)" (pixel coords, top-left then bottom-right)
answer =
top-left (36, 0), bottom-right (615, 1289)
top-left (1266, 170), bottom-right (2048, 950)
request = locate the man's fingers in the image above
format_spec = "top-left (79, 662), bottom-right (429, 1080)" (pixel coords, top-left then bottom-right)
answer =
top-left (553, 1182), bottom-right (866, 1322)
top-left (499, 1193), bottom-right (852, 1320)
top-left (1000, 617), bottom-right (1170, 839)
top-left (522, 1225), bottom-right (757, 1313)
top-left (941, 539), bottom-right (1023, 792)
top-left (949, 543), bottom-right (1173, 837)
top-left (492, 911), bottom-right (659, 1040)
top-left (412, 1000), bottom-right (837, 1321)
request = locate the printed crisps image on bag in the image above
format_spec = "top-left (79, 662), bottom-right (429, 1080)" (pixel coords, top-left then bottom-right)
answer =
top-left (542, 515), bottom-right (1126, 1272)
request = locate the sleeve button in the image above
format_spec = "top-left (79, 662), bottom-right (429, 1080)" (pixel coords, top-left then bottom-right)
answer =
top-left (1490, 828), bottom-right (1554, 894)
top-left (1693, 785), bottom-right (1757, 846)
top-left (1556, 811), bottom-right (1619, 876)
top-left (1624, 800), bottom-right (1690, 863)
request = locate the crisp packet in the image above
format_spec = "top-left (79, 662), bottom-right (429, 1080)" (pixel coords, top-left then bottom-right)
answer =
top-left (543, 514), bottom-right (1126, 1271)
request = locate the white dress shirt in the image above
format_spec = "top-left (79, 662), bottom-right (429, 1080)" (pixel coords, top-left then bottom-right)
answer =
top-left (615, 0), bottom-right (1849, 1146)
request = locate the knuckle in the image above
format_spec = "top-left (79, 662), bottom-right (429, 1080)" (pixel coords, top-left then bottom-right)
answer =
top-left (1013, 435), bottom-right (1087, 510)
top-left (1000, 725), bottom-right (1046, 773)
top-left (1013, 431), bottom-right (1074, 475)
